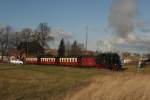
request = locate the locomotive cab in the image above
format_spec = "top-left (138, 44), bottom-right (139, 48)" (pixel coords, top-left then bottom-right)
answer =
top-left (96, 53), bottom-right (122, 71)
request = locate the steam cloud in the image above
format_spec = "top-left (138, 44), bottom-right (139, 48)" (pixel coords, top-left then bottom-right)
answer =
top-left (108, 0), bottom-right (150, 53)
top-left (109, 0), bottom-right (137, 39)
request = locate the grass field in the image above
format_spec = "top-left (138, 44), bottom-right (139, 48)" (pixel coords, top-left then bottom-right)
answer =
top-left (0, 64), bottom-right (102, 100)
top-left (0, 64), bottom-right (150, 100)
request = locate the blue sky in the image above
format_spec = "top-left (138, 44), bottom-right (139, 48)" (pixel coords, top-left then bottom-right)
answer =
top-left (0, 0), bottom-right (149, 51)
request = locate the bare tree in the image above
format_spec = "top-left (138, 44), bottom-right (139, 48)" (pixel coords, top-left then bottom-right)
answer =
top-left (0, 27), bottom-right (5, 60)
top-left (21, 28), bottom-right (32, 42)
top-left (10, 32), bottom-right (22, 58)
top-left (35, 23), bottom-right (54, 48)
top-left (21, 28), bottom-right (32, 57)
top-left (0, 26), bottom-right (13, 61)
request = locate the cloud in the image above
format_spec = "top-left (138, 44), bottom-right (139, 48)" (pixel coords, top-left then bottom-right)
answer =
top-left (106, 33), bottom-right (150, 53)
top-left (48, 27), bottom-right (74, 48)
top-left (50, 27), bottom-right (73, 42)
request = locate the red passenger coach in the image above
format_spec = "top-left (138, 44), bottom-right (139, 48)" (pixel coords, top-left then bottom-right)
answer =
top-left (81, 57), bottom-right (96, 67)
top-left (25, 58), bottom-right (37, 64)
top-left (59, 58), bottom-right (79, 66)
top-left (40, 58), bottom-right (56, 65)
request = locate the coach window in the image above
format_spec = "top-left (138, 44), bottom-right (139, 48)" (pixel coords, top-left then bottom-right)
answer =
top-left (74, 58), bottom-right (76, 62)
top-left (75, 58), bottom-right (77, 62)
top-left (70, 58), bottom-right (72, 62)
top-left (69, 58), bottom-right (71, 62)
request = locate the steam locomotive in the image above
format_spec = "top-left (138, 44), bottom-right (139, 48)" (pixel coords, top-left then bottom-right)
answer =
top-left (25, 53), bottom-right (122, 71)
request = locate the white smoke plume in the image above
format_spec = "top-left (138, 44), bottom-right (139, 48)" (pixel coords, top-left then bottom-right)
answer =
top-left (109, 0), bottom-right (137, 39)
top-left (108, 0), bottom-right (150, 53)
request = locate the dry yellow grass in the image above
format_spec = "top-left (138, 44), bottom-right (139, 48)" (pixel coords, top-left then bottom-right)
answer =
top-left (65, 72), bottom-right (150, 100)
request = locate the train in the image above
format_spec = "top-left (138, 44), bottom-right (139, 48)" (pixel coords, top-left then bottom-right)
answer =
top-left (25, 53), bottom-right (122, 71)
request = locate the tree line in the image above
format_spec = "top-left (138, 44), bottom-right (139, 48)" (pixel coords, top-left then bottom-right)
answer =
top-left (58, 38), bottom-right (83, 57)
top-left (0, 22), bottom-right (85, 61)
top-left (0, 23), bottom-right (54, 60)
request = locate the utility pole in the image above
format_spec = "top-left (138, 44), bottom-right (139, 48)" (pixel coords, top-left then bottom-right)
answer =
top-left (27, 39), bottom-right (28, 57)
top-left (97, 41), bottom-right (100, 52)
top-left (15, 32), bottom-right (19, 59)
top-left (85, 26), bottom-right (88, 51)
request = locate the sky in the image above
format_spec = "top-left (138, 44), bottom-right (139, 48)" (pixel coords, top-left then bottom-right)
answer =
top-left (0, 0), bottom-right (149, 52)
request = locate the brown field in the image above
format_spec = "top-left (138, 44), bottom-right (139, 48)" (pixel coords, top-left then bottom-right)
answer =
top-left (65, 72), bottom-right (150, 100)
top-left (0, 64), bottom-right (150, 100)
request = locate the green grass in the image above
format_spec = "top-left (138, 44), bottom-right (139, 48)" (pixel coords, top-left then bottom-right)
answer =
top-left (0, 64), bottom-right (101, 100)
